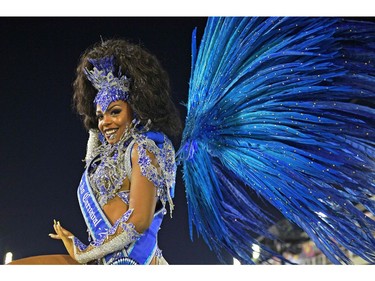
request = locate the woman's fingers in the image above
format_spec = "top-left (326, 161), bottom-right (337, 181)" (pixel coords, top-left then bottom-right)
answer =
top-left (50, 219), bottom-right (68, 239)
top-left (57, 223), bottom-right (73, 237)
top-left (50, 219), bottom-right (59, 239)
top-left (49, 219), bottom-right (76, 260)
top-left (48, 233), bottom-right (60, 239)
top-left (55, 222), bottom-right (64, 237)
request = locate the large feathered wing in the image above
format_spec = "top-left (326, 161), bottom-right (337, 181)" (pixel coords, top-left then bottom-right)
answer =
top-left (177, 17), bottom-right (375, 264)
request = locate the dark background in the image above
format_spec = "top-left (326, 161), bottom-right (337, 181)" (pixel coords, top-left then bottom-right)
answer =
top-left (0, 17), bottom-right (234, 264)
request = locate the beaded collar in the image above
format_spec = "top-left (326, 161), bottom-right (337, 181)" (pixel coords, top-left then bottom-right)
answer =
top-left (88, 121), bottom-right (149, 207)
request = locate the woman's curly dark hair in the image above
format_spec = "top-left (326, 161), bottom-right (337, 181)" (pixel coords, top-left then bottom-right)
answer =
top-left (73, 38), bottom-right (182, 139)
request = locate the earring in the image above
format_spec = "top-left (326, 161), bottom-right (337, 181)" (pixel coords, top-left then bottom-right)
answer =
top-left (98, 131), bottom-right (106, 144)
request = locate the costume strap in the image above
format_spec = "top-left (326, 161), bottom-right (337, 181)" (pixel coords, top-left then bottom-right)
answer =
top-left (124, 208), bottom-right (164, 265)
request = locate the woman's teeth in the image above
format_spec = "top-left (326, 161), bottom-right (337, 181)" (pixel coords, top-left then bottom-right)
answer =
top-left (105, 129), bottom-right (118, 140)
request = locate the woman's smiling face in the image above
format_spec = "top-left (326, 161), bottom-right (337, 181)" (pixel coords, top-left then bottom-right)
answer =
top-left (96, 100), bottom-right (133, 144)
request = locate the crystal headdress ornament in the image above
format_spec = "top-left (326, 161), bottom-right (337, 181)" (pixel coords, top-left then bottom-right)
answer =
top-left (84, 56), bottom-right (130, 112)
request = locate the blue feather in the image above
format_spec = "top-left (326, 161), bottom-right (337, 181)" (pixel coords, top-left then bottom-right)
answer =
top-left (178, 17), bottom-right (375, 264)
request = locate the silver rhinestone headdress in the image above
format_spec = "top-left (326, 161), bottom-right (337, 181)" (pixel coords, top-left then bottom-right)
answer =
top-left (84, 56), bottom-right (130, 111)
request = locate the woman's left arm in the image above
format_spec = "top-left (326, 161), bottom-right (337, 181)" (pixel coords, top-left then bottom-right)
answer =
top-left (52, 144), bottom-right (159, 264)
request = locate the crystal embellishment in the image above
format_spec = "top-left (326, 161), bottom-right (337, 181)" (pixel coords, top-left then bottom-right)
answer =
top-left (84, 56), bottom-right (130, 111)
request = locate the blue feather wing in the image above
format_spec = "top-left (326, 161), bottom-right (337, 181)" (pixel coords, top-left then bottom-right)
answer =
top-left (178, 17), bottom-right (375, 264)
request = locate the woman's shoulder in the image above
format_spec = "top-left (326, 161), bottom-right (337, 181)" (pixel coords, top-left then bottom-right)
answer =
top-left (131, 130), bottom-right (176, 212)
top-left (132, 131), bottom-right (173, 150)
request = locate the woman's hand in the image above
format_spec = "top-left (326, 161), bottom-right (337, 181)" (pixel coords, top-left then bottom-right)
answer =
top-left (49, 220), bottom-right (76, 261)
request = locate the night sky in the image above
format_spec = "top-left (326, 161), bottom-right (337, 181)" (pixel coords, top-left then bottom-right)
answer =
top-left (0, 16), bottom-right (235, 264)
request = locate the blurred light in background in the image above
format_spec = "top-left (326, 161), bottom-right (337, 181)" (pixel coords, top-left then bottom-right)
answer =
top-left (4, 252), bottom-right (13, 264)
top-left (252, 244), bottom-right (260, 260)
top-left (233, 243), bottom-right (261, 264)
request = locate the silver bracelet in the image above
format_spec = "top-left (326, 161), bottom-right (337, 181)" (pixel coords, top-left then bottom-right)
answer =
top-left (72, 209), bottom-right (142, 264)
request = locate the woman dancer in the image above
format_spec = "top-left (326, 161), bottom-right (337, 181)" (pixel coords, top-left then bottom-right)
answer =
top-left (48, 39), bottom-right (182, 265)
